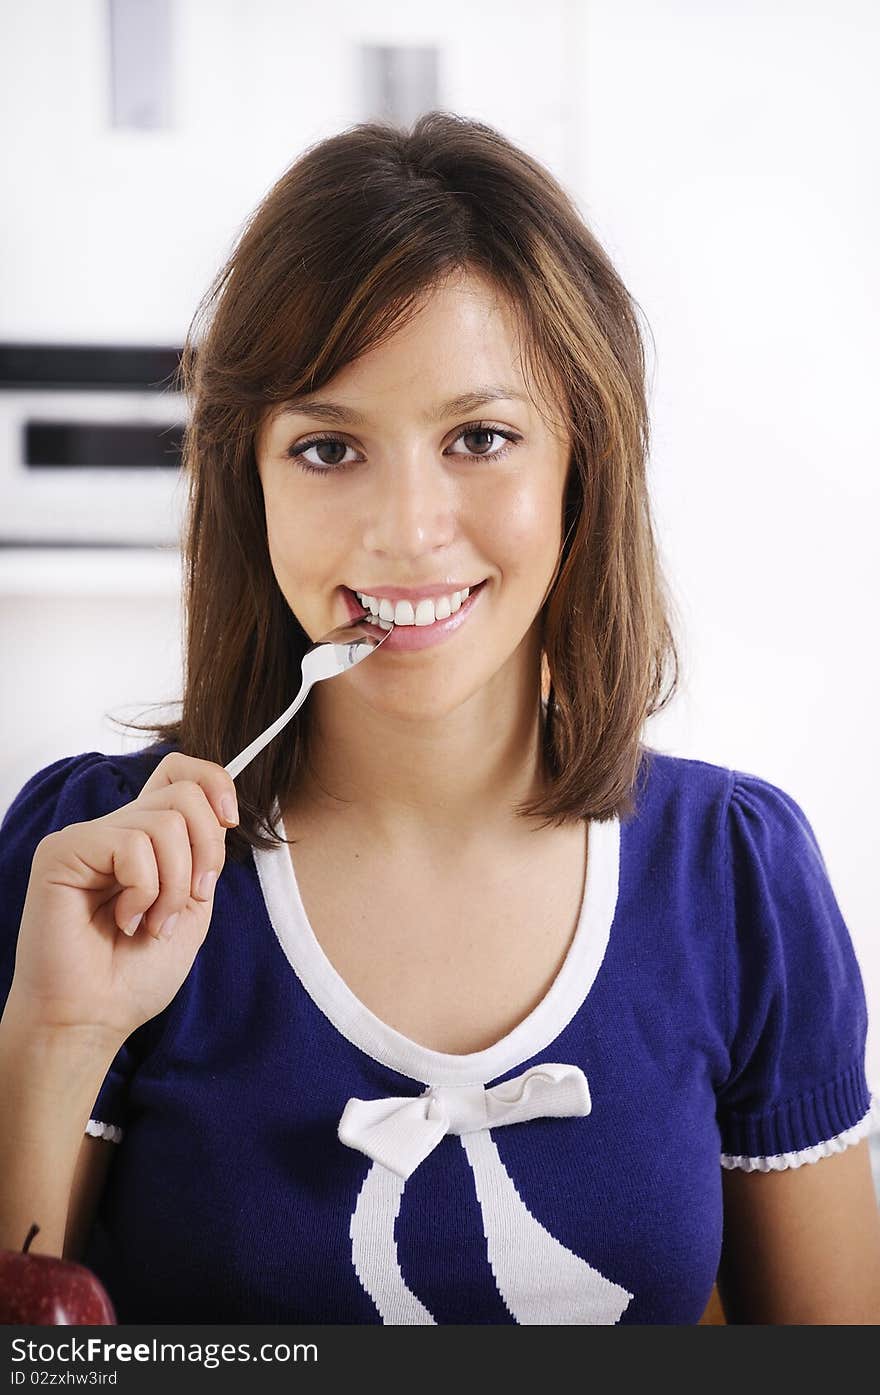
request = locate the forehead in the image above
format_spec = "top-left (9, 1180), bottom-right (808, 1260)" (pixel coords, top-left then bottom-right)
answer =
top-left (260, 273), bottom-right (565, 436)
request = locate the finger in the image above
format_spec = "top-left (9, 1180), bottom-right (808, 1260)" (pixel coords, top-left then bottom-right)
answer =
top-left (109, 827), bottom-right (160, 935)
top-left (135, 779), bottom-right (228, 905)
top-left (139, 752), bottom-right (239, 829)
top-left (109, 807), bottom-right (193, 941)
top-left (37, 824), bottom-right (160, 938)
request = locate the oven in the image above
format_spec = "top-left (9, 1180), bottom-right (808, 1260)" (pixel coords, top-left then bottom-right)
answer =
top-left (0, 343), bottom-right (188, 548)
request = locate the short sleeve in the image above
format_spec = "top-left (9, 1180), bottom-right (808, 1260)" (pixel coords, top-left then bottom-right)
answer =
top-left (0, 751), bottom-right (160, 1143)
top-left (715, 770), bottom-right (880, 1171)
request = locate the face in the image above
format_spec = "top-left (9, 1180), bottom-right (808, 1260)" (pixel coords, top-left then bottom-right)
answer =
top-left (255, 269), bottom-right (571, 721)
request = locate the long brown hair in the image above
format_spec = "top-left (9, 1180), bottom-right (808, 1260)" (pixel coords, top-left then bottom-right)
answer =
top-left (113, 111), bottom-right (682, 863)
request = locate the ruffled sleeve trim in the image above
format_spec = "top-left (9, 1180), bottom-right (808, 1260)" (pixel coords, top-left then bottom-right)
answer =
top-left (720, 1090), bottom-right (880, 1172)
top-left (85, 1118), bottom-right (123, 1144)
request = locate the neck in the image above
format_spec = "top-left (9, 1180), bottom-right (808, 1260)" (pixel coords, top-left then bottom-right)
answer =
top-left (286, 645), bottom-right (549, 856)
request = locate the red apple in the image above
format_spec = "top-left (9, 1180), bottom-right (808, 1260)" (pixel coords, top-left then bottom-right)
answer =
top-left (0, 1223), bottom-right (116, 1325)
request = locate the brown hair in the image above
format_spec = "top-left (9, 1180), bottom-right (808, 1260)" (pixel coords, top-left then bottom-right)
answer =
top-left (113, 110), bottom-right (682, 863)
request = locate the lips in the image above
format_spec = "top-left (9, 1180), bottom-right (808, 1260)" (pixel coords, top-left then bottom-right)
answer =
top-left (340, 580), bottom-right (489, 652)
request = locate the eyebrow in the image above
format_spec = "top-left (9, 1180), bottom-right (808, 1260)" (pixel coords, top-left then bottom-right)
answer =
top-left (272, 385), bottom-right (531, 427)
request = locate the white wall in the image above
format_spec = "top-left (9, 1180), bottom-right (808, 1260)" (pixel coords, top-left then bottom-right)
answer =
top-left (1, 0), bottom-right (877, 1089)
top-left (568, 0), bottom-right (880, 1086)
top-left (0, 0), bottom-right (574, 342)
top-left (0, 553), bottom-right (183, 803)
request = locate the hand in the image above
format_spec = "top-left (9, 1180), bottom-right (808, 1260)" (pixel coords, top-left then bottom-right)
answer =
top-left (6, 753), bottom-right (239, 1047)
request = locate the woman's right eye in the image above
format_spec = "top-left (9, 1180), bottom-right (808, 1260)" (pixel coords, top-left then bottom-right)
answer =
top-left (285, 435), bottom-right (359, 475)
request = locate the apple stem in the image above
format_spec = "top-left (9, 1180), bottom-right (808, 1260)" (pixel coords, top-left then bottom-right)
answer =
top-left (22, 1223), bottom-right (40, 1254)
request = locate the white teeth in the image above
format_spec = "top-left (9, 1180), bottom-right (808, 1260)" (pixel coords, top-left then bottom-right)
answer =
top-left (355, 586), bottom-right (475, 626)
top-left (413, 599), bottom-right (434, 626)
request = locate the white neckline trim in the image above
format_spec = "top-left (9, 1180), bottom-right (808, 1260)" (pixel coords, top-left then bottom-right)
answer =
top-left (253, 809), bottom-right (620, 1086)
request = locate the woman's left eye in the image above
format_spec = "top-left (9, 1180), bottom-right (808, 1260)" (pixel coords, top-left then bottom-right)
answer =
top-left (447, 426), bottom-right (520, 461)
top-left (285, 422), bottom-right (522, 476)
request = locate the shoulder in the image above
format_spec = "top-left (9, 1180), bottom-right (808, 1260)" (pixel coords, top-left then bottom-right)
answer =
top-left (636, 746), bottom-right (734, 802)
top-left (634, 746), bottom-right (814, 833)
top-left (629, 747), bottom-right (735, 846)
top-left (1, 741), bottom-right (178, 849)
top-left (626, 749), bottom-right (829, 909)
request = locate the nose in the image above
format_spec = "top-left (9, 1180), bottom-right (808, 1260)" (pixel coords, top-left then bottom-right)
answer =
top-left (361, 453), bottom-right (457, 561)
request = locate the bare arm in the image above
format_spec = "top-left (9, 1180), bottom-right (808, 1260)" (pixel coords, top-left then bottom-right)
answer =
top-left (0, 994), bottom-right (122, 1258)
top-left (64, 1135), bottom-right (116, 1262)
top-left (717, 1138), bottom-right (880, 1323)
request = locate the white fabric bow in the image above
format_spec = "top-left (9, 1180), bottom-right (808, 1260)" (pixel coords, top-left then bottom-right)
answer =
top-left (338, 1061), bottom-right (592, 1180)
top-left (336, 1061), bottom-right (635, 1323)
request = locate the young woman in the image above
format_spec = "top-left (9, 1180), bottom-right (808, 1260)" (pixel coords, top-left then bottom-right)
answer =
top-left (1, 112), bottom-right (878, 1326)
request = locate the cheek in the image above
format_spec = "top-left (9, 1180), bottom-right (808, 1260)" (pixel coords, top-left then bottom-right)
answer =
top-left (263, 510), bottom-right (297, 581)
top-left (488, 477), bottom-right (563, 564)
top-left (262, 481), bottom-right (333, 581)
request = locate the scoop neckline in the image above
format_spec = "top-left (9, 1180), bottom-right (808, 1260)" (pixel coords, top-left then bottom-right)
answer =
top-left (252, 807), bottom-right (621, 1086)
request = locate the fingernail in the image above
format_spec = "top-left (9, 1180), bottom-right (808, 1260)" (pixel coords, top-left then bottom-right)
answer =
top-left (221, 795), bottom-right (239, 825)
top-left (124, 914), bottom-right (142, 937)
top-left (158, 912), bottom-right (179, 941)
top-left (197, 870), bottom-right (217, 899)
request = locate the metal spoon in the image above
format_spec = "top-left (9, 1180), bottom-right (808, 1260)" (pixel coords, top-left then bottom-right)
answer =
top-left (224, 612), bottom-right (394, 780)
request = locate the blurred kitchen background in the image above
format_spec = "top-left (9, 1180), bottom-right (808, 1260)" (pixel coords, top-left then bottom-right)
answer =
top-left (1, 0), bottom-right (878, 1184)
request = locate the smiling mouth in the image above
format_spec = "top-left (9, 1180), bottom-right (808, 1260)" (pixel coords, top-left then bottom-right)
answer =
top-left (346, 580), bottom-right (488, 629)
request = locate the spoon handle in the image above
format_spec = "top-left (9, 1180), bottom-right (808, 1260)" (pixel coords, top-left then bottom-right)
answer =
top-left (224, 677), bottom-right (312, 781)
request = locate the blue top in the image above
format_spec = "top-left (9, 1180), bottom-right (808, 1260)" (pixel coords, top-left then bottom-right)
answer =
top-left (0, 742), bottom-right (876, 1324)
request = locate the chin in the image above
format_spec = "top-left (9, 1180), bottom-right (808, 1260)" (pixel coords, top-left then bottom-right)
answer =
top-left (356, 667), bottom-right (497, 725)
